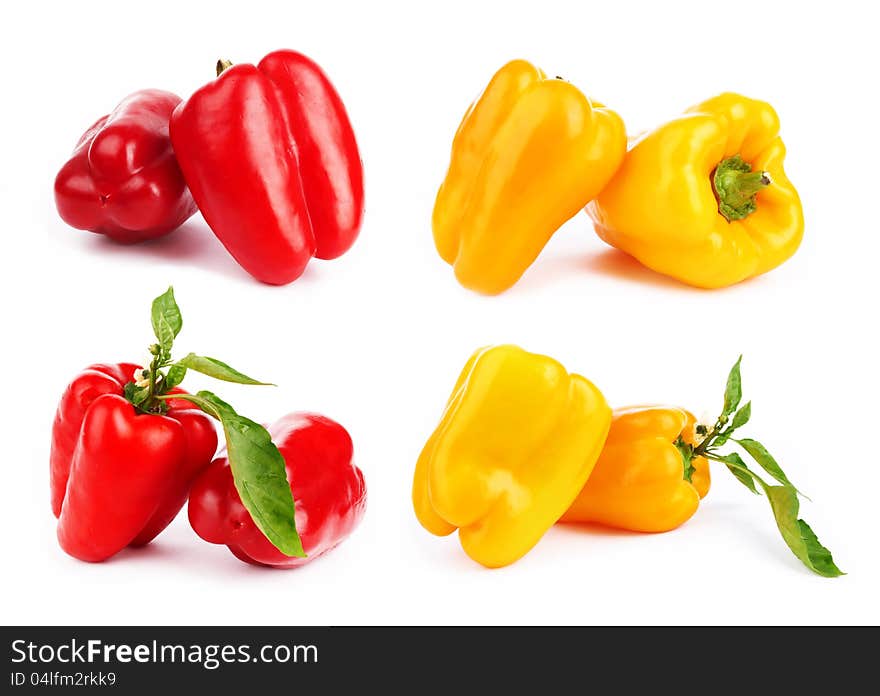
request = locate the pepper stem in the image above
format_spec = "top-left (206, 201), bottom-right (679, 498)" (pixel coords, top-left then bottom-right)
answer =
top-left (712, 155), bottom-right (771, 222)
top-left (216, 59), bottom-right (234, 76)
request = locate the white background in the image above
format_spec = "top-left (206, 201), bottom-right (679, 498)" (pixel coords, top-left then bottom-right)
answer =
top-left (1, 0), bottom-right (878, 625)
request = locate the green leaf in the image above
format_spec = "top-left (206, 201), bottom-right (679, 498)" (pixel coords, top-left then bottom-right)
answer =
top-left (731, 401), bottom-right (752, 430)
top-left (151, 287), bottom-right (183, 356)
top-left (716, 452), bottom-right (759, 494)
top-left (714, 430), bottom-right (732, 447)
top-left (167, 391), bottom-right (304, 558)
top-left (737, 438), bottom-right (797, 490)
top-left (164, 364), bottom-right (187, 390)
top-left (760, 484), bottom-right (844, 578)
top-left (177, 353), bottom-right (272, 386)
top-left (722, 355), bottom-right (743, 419)
top-left (713, 401), bottom-right (751, 447)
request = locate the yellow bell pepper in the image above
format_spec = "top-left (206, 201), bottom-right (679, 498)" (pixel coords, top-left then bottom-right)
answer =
top-left (588, 93), bottom-right (803, 288)
top-left (563, 357), bottom-right (843, 578)
top-left (433, 59), bottom-right (626, 295)
top-left (560, 406), bottom-right (711, 533)
top-left (412, 345), bottom-right (611, 568)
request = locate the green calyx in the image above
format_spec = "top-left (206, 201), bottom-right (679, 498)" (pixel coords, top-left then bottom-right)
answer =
top-left (124, 343), bottom-right (171, 415)
top-left (675, 436), bottom-right (696, 483)
top-left (679, 356), bottom-right (843, 578)
top-left (712, 155), bottom-right (771, 222)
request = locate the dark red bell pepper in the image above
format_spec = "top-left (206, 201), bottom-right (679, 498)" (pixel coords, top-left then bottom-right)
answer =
top-left (188, 413), bottom-right (367, 568)
top-left (51, 363), bottom-right (218, 562)
top-left (170, 50), bottom-right (364, 285)
top-left (54, 90), bottom-right (197, 243)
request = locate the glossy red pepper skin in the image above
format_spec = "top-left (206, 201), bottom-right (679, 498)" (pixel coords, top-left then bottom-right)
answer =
top-left (54, 90), bottom-right (197, 243)
top-left (170, 50), bottom-right (364, 285)
top-left (189, 413), bottom-right (366, 568)
top-left (51, 364), bottom-right (217, 562)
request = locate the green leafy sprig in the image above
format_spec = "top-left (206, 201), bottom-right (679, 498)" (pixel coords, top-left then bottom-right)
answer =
top-left (125, 287), bottom-right (304, 559)
top-left (674, 357), bottom-right (842, 577)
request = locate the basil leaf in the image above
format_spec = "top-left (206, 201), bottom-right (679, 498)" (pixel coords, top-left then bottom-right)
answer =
top-left (178, 353), bottom-right (272, 386)
top-left (170, 391), bottom-right (304, 558)
top-left (716, 452), bottom-right (759, 494)
top-left (761, 484), bottom-right (843, 577)
top-left (737, 438), bottom-right (796, 490)
top-left (722, 355), bottom-right (743, 419)
top-left (731, 401), bottom-right (751, 430)
top-left (151, 287), bottom-right (182, 356)
top-left (164, 364), bottom-right (187, 390)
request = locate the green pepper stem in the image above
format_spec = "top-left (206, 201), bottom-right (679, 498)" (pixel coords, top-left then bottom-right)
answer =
top-left (216, 59), bottom-right (234, 76)
top-left (143, 347), bottom-right (168, 414)
top-left (713, 155), bottom-right (771, 222)
top-left (705, 453), bottom-right (771, 489)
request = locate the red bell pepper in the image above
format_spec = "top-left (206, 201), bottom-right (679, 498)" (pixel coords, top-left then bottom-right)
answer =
top-left (51, 364), bottom-right (218, 562)
top-left (51, 287), bottom-right (325, 564)
top-left (54, 90), bottom-right (197, 243)
top-left (170, 50), bottom-right (364, 285)
top-left (188, 413), bottom-right (367, 568)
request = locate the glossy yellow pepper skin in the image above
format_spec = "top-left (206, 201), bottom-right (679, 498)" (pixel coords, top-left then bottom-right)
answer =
top-left (412, 345), bottom-right (611, 568)
top-left (433, 60), bottom-right (626, 295)
top-left (588, 93), bottom-right (803, 288)
top-left (561, 406), bottom-right (710, 532)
